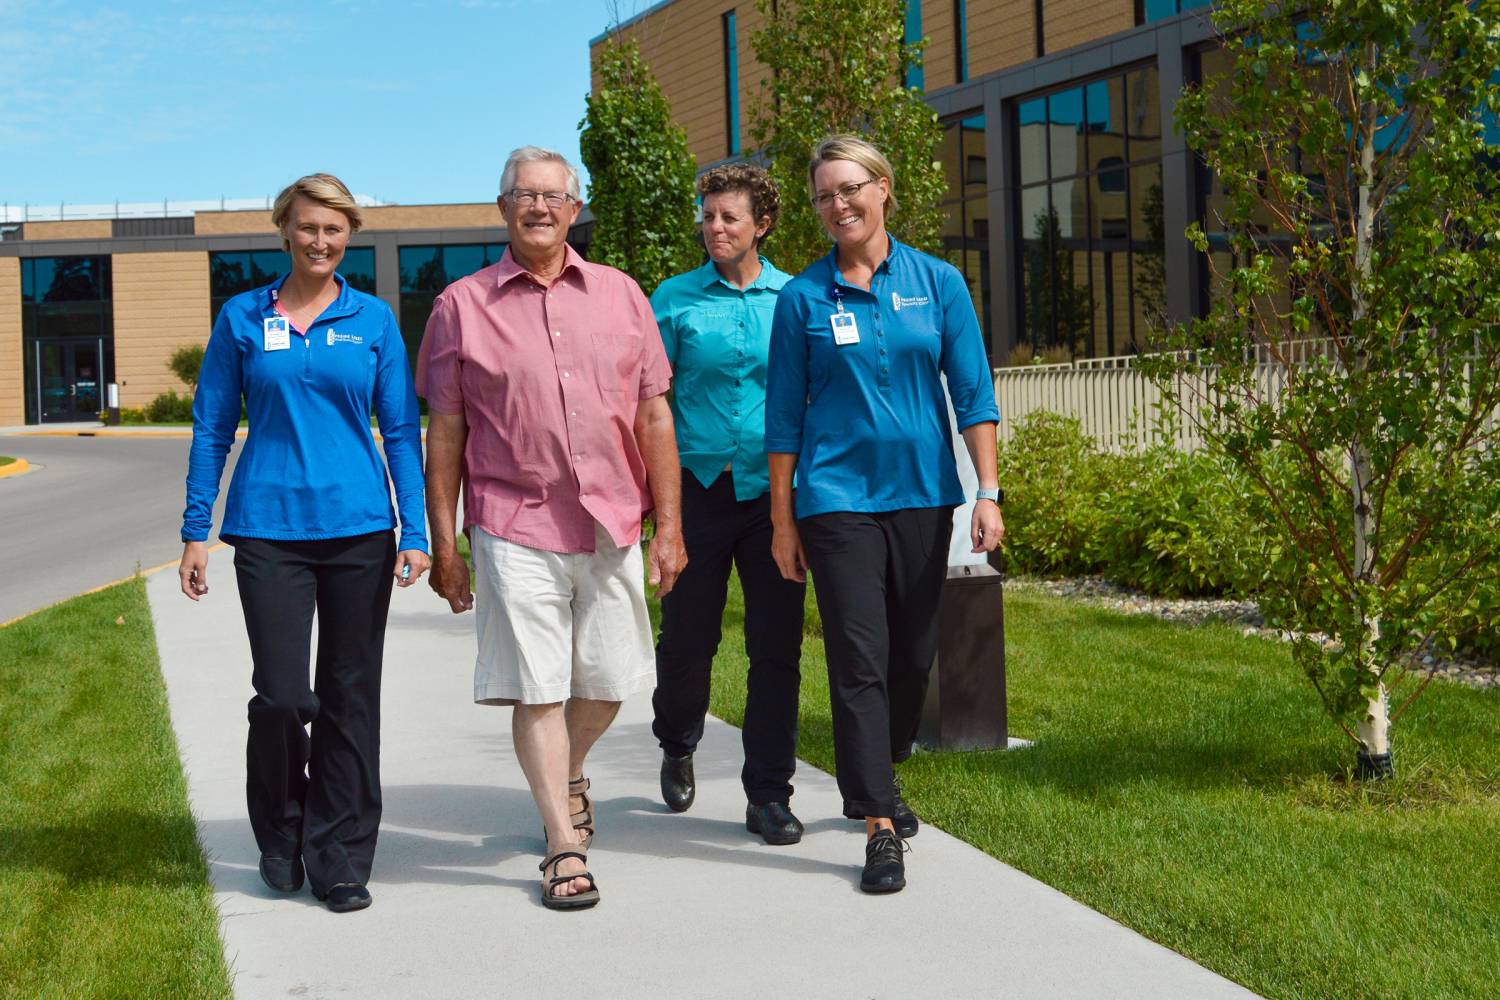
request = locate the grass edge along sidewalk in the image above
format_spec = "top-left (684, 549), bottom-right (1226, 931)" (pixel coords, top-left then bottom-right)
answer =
top-left (0, 579), bottom-right (233, 1000)
top-left (696, 579), bottom-right (1500, 1000)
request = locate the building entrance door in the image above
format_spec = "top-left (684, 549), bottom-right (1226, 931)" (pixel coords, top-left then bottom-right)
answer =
top-left (36, 339), bottom-right (104, 423)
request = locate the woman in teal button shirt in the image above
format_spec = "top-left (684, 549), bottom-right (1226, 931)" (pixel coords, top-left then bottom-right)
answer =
top-left (650, 164), bottom-right (809, 847)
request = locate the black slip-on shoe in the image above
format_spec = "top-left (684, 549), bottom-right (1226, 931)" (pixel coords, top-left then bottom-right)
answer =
top-left (316, 883), bottom-right (372, 913)
top-left (861, 829), bottom-right (908, 894)
top-left (258, 855), bottom-right (305, 893)
top-left (892, 776), bottom-right (920, 838)
top-left (660, 751), bottom-right (695, 812)
top-left (745, 801), bottom-right (805, 845)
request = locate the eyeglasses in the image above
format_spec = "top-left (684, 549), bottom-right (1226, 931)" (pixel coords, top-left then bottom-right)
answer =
top-left (506, 189), bottom-right (576, 209)
top-left (812, 178), bottom-right (879, 209)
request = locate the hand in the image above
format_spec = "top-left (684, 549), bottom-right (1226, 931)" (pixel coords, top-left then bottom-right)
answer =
top-left (178, 541), bottom-right (209, 601)
top-left (772, 521), bottom-right (807, 583)
top-left (971, 499), bottom-right (1004, 553)
top-left (393, 549), bottom-right (431, 588)
top-left (429, 545), bottom-right (474, 614)
top-left (647, 524), bottom-right (687, 597)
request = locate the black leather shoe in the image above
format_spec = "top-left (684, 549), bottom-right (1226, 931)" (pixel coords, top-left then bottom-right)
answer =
top-left (745, 801), bottom-right (804, 846)
top-left (258, 855), bottom-right (304, 893)
top-left (892, 776), bottom-right (919, 838)
top-left (316, 883), bottom-right (372, 913)
top-left (660, 752), bottom-right (695, 812)
top-left (861, 829), bottom-right (907, 894)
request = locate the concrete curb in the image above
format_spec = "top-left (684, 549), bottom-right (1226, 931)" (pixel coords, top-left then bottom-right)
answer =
top-left (0, 457), bottom-right (31, 478)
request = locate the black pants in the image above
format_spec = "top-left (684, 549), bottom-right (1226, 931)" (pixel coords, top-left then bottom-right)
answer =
top-left (652, 471), bottom-right (806, 803)
top-left (228, 530), bottom-right (395, 894)
top-left (799, 507), bottom-right (952, 820)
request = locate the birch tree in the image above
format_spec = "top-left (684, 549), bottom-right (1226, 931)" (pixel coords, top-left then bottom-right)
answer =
top-left (1146, 0), bottom-right (1500, 776)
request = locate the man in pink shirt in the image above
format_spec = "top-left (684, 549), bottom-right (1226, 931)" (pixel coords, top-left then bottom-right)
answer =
top-left (417, 146), bottom-right (686, 911)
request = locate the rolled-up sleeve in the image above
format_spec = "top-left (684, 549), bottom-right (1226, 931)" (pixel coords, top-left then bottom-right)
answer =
top-left (415, 293), bottom-right (464, 415)
top-left (937, 266), bottom-right (999, 430)
top-left (763, 288), bottom-right (808, 455)
top-left (374, 306), bottom-right (429, 553)
top-left (181, 307), bottom-right (243, 542)
top-left (651, 287), bottom-right (679, 368)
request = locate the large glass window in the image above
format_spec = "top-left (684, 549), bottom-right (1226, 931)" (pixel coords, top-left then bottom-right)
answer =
top-left (1140, 0), bottom-right (1212, 24)
top-left (398, 243), bottom-right (507, 364)
top-left (938, 114), bottom-right (990, 345)
top-left (1014, 66), bottom-right (1165, 359)
top-left (723, 10), bottom-right (741, 157)
top-left (21, 255), bottom-right (113, 423)
top-left (209, 247), bottom-right (375, 320)
top-left (904, 0), bottom-right (923, 89)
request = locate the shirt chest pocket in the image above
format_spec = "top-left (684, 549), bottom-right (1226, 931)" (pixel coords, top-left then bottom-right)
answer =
top-left (591, 330), bottom-right (643, 395)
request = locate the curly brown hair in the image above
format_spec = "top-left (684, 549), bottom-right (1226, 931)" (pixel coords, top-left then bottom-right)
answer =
top-left (696, 163), bottom-right (781, 245)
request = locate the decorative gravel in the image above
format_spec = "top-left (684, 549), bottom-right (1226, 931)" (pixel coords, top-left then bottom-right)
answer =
top-left (1006, 575), bottom-right (1500, 691)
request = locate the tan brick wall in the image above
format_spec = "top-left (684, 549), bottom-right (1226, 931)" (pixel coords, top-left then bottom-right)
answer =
top-left (111, 252), bottom-right (212, 408)
top-left (21, 220), bottom-right (113, 241)
top-left (194, 203), bottom-right (504, 237)
top-left (1045, 0), bottom-right (1133, 56)
top-left (968, 0), bottom-right (1038, 76)
top-left (0, 258), bottom-right (21, 426)
top-left (922, 0), bottom-right (958, 91)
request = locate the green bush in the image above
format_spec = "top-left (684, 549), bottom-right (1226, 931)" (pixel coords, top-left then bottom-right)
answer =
top-left (168, 343), bottom-right (206, 389)
top-left (996, 413), bottom-right (1117, 577)
top-left (144, 390), bottom-right (195, 423)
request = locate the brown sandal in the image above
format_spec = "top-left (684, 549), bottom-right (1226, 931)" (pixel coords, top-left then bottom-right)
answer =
top-left (539, 850), bottom-right (599, 910)
top-left (542, 775), bottom-right (595, 848)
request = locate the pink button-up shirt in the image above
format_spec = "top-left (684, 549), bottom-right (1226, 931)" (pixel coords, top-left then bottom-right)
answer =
top-left (415, 245), bottom-right (672, 554)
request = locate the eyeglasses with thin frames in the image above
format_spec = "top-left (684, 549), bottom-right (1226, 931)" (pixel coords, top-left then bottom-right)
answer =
top-left (506, 189), bottom-right (576, 209)
top-left (812, 177), bottom-right (880, 209)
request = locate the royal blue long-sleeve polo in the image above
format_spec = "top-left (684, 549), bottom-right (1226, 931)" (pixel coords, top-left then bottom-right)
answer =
top-left (764, 236), bottom-right (999, 519)
top-left (651, 256), bottom-right (791, 501)
top-left (182, 273), bottom-right (428, 553)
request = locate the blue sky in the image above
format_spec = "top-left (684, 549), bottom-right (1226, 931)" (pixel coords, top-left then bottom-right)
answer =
top-left (0, 0), bottom-right (651, 209)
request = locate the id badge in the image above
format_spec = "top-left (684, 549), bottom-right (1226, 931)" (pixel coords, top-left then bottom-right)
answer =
top-left (263, 316), bottom-right (291, 352)
top-left (830, 311), bottom-right (860, 346)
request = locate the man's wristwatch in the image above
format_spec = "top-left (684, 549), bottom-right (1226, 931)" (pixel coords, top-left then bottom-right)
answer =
top-left (976, 487), bottom-right (1002, 505)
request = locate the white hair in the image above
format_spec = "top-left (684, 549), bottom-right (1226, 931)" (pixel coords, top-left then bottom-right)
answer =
top-left (499, 146), bottom-right (582, 200)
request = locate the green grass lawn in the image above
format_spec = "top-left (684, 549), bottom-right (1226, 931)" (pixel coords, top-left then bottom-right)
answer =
top-left (683, 573), bottom-right (1500, 1000)
top-left (0, 581), bottom-right (232, 1000)
top-left (0, 456), bottom-right (15, 467)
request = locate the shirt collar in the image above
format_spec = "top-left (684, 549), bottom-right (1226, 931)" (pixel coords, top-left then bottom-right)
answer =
top-left (496, 243), bottom-right (591, 292)
top-left (698, 255), bottom-right (783, 291)
top-left (264, 271), bottom-right (356, 317)
top-left (825, 233), bottom-right (902, 291)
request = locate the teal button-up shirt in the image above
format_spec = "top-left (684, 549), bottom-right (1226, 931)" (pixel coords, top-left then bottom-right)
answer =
top-left (651, 256), bottom-right (791, 500)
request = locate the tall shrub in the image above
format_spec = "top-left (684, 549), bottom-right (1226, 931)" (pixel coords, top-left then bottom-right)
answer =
top-left (579, 36), bottom-right (700, 296)
top-left (748, 0), bottom-right (947, 272)
top-left (1146, 0), bottom-right (1500, 775)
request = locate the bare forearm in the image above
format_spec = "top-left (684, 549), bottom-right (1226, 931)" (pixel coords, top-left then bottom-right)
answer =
top-left (961, 422), bottom-right (999, 489)
top-left (768, 453), bottom-right (798, 526)
top-left (636, 402), bottom-right (681, 530)
top-left (425, 414), bottom-right (468, 550)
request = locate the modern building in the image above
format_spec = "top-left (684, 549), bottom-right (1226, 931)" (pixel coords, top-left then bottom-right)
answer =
top-left (590, 0), bottom-right (1497, 366)
top-left (0, 203), bottom-right (592, 425)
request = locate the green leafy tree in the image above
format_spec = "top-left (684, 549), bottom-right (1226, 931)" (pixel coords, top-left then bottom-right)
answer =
top-left (579, 35), bottom-right (701, 296)
top-left (1144, 0), bottom-right (1500, 775)
top-left (167, 344), bottom-right (205, 390)
top-left (748, 0), bottom-right (947, 272)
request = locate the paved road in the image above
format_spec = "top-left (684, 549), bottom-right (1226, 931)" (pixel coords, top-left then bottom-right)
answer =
top-left (0, 434), bottom-right (238, 623)
top-left (148, 554), bottom-right (1261, 1000)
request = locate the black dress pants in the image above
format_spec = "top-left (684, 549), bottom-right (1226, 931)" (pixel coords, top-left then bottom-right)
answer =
top-left (228, 530), bottom-right (395, 894)
top-left (799, 507), bottom-right (952, 820)
top-left (652, 471), bottom-right (807, 803)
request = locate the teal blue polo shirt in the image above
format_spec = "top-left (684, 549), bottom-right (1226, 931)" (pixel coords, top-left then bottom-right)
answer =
top-left (651, 256), bottom-right (791, 501)
top-left (765, 236), bottom-right (999, 519)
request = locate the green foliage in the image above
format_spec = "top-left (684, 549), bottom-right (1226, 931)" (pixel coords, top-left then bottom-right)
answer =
top-left (1151, 0), bottom-right (1500, 749)
top-left (143, 390), bottom-right (195, 423)
top-left (167, 343), bottom-right (205, 389)
top-left (747, 0), bottom-right (948, 273)
top-left (997, 412), bottom-right (1254, 597)
top-left (579, 36), bottom-right (701, 297)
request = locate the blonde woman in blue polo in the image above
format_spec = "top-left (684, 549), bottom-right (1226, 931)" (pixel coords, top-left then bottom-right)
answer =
top-left (651, 164), bottom-right (809, 846)
top-left (766, 136), bottom-right (1003, 893)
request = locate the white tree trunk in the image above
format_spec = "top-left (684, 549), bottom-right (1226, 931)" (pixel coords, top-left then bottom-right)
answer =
top-left (1356, 681), bottom-right (1391, 755)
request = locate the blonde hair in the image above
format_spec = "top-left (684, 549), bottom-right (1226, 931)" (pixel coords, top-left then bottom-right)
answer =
top-left (807, 134), bottom-right (898, 214)
top-left (271, 173), bottom-right (364, 251)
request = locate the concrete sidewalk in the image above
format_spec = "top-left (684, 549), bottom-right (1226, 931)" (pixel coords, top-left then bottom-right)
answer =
top-left (147, 550), bottom-right (1258, 1000)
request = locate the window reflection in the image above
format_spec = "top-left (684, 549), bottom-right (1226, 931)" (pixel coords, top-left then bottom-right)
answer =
top-left (938, 113), bottom-right (990, 344)
top-left (1014, 65), bottom-right (1164, 359)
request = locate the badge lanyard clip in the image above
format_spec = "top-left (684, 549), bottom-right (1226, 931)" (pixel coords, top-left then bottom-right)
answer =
top-left (831, 286), bottom-right (845, 314)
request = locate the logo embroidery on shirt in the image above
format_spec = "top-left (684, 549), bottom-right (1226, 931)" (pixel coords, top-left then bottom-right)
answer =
top-left (891, 292), bottom-right (931, 311)
top-left (327, 330), bottom-right (364, 346)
